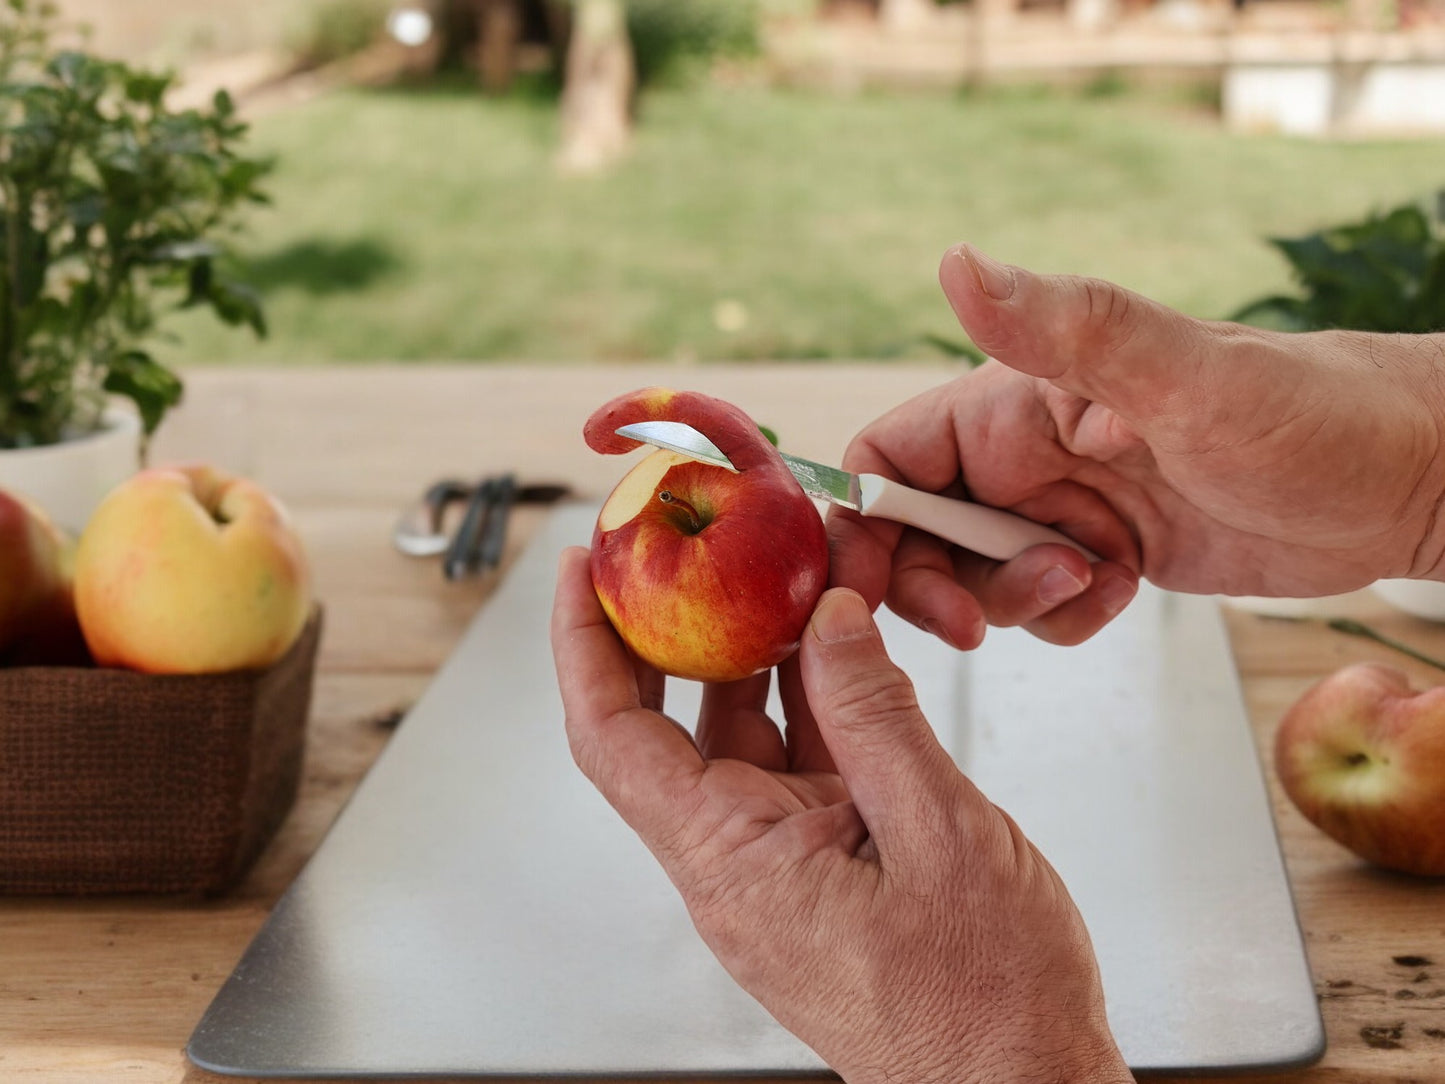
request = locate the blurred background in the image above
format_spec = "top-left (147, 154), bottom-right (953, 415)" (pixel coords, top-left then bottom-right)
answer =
top-left (45, 0), bottom-right (1445, 366)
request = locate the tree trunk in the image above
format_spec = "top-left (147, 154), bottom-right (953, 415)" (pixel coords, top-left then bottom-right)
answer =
top-left (556, 0), bottom-right (635, 174)
top-left (477, 0), bottom-right (523, 93)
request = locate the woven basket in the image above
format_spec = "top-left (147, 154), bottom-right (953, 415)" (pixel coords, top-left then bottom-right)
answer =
top-left (0, 607), bottom-right (322, 896)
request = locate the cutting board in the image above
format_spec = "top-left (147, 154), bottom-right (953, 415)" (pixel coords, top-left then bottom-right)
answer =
top-left (189, 503), bottom-right (1323, 1077)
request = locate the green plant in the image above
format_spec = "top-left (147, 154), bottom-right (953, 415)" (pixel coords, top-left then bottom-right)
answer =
top-left (624, 0), bottom-right (759, 88)
top-left (1230, 193), bottom-right (1445, 333)
top-left (0, 0), bottom-right (270, 450)
top-left (290, 0), bottom-right (388, 72)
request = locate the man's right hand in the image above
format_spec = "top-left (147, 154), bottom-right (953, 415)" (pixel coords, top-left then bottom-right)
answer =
top-left (828, 244), bottom-right (1445, 647)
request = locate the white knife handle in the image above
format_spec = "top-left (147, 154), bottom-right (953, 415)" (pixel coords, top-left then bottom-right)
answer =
top-left (857, 474), bottom-right (1097, 562)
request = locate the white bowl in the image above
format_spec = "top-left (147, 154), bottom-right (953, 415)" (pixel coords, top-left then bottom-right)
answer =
top-left (1217, 592), bottom-right (1362, 618)
top-left (1371, 579), bottom-right (1445, 622)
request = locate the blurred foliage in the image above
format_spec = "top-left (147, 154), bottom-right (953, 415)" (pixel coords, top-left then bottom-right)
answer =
top-left (0, 0), bottom-right (269, 447)
top-left (624, 0), bottom-right (760, 87)
top-left (1231, 194), bottom-right (1445, 333)
top-left (289, 0), bottom-right (389, 70)
top-left (162, 82), bottom-right (1445, 366)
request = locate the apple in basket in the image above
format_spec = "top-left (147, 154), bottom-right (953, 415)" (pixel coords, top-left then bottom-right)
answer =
top-left (1274, 662), bottom-right (1445, 876)
top-left (0, 486), bottom-right (88, 665)
top-left (73, 464), bottom-right (312, 674)
top-left (583, 387), bottom-right (829, 683)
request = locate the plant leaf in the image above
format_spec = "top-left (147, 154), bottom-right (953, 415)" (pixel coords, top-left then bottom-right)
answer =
top-left (101, 350), bottom-right (184, 436)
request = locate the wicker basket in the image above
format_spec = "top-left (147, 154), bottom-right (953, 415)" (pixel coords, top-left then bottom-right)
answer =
top-left (0, 607), bottom-right (322, 895)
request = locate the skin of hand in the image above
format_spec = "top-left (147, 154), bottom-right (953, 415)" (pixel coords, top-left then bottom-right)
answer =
top-left (552, 547), bottom-right (1135, 1084)
top-left (829, 244), bottom-right (1445, 648)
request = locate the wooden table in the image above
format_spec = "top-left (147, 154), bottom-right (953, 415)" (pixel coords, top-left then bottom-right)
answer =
top-left (2, 363), bottom-right (1443, 1083)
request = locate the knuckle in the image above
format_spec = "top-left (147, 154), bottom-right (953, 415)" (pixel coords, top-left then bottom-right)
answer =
top-left (821, 663), bottom-right (922, 736)
top-left (1076, 277), bottom-right (1137, 353)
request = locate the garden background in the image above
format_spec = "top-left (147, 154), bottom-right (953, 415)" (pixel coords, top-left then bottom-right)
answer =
top-left (49, 0), bottom-right (1445, 367)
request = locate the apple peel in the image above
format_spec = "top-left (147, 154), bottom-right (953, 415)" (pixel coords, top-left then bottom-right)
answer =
top-left (585, 387), bottom-right (829, 683)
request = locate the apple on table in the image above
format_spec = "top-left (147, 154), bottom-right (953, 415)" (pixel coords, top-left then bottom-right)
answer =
top-left (1275, 661), bottom-right (1445, 877)
top-left (0, 487), bottom-right (88, 666)
top-left (584, 386), bottom-right (829, 684)
top-left (72, 463), bottom-right (312, 675)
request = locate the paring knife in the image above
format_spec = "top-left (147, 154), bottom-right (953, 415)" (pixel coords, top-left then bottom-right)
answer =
top-left (615, 420), bottom-right (1095, 563)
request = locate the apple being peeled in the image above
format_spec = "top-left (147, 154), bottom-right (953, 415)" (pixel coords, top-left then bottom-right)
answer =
top-left (73, 464), bottom-right (312, 674)
top-left (585, 387), bottom-right (828, 683)
top-left (1274, 662), bottom-right (1445, 876)
top-left (0, 486), bottom-right (87, 665)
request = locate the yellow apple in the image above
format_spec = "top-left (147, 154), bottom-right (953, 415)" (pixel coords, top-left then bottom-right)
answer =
top-left (584, 387), bottom-right (829, 683)
top-left (73, 464), bottom-right (312, 674)
top-left (1275, 662), bottom-right (1445, 876)
top-left (0, 486), bottom-right (88, 665)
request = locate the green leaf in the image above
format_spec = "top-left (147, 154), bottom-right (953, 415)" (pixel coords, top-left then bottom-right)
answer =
top-left (46, 49), bottom-right (85, 87)
top-left (1236, 195), bottom-right (1445, 334)
top-left (122, 69), bottom-right (171, 106)
top-left (0, 2), bottom-right (269, 446)
top-left (101, 350), bottom-right (184, 436)
top-left (207, 278), bottom-right (268, 337)
top-left (184, 258), bottom-right (214, 307)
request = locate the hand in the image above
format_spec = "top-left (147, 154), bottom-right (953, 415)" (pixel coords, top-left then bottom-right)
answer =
top-left (829, 245), bottom-right (1445, 647)
top-left (552, 547), bottom-right (1133, 1084)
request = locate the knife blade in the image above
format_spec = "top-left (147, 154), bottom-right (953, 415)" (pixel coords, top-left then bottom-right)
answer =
top-left (614, 420), bottom-right (1095, 563)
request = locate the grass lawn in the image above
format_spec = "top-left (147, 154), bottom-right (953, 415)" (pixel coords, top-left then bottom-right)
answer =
top-left (163, 79), bottom-right (1445, 365)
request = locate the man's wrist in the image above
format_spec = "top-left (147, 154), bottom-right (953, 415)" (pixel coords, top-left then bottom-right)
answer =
top-left (1407, 335), bottom-right (1445, 581)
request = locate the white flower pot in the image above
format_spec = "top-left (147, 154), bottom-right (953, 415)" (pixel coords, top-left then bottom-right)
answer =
top-left (1372, 579), bottom-right (1445, 622)
top-left (0, 409), bottom-right (142, 533)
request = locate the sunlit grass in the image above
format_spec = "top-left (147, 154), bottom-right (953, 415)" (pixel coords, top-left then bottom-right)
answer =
top-left (161, 79), bottom-right (1445, 364)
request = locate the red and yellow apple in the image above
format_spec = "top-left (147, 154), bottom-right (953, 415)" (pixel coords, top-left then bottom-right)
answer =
top-left (1274, 661), bottom-right (1445, 876)
top-left (0, 486), bottom-right (88, 665)
top-left (73, 464), bottom-right (312, 674)
top-left (584, 387), bottom-right (829, 683)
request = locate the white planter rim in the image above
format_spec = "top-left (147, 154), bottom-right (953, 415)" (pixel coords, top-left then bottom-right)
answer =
top-left (0, 409), bottom-right (141, 457)
top-left (0, 406), bottom-right (142, 532)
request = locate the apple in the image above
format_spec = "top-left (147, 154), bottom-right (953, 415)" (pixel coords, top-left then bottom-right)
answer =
top-left (72, 463), bottom-right (312, 674)
top-left (1274, 662), bottom-right (1445, 876)
top-left (0, 486), bottom-right (88, 665)
top-left (584, 387), bottom-right (829, 683)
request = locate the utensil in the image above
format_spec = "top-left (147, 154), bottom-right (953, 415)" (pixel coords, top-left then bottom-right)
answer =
top-left (444, 476), bottom-right (504, 581)
top-left (393, 478), bottom-right (473, 557)
top-left (615, 420), bottom-right (1094, 563)
top-left (394, 478), bottom-right (575, 574)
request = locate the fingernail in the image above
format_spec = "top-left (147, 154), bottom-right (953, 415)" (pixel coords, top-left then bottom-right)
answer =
top-left (1038, 565), bottom-right (1087, 607)
top-left (811, 590), bottom-right (875, 644)
top-left (1099, 574), bottom-right (1138, 617)
top-left (962, 245), bottom-right (1016, 302)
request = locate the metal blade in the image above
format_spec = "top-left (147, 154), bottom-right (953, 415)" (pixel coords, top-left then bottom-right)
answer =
top-left (614, 421), bottom-right (737, 472)
top-left (778, 452), bottom-right (861, 510)
top-left (615, 421), bottom-right (862, 509)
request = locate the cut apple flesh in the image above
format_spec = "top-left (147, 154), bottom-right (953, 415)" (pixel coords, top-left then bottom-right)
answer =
top-left (597, 450), bottom-right (692, 532)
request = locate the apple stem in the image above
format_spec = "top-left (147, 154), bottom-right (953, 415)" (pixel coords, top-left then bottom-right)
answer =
top-left (657, 490), bottom-right (702, 532)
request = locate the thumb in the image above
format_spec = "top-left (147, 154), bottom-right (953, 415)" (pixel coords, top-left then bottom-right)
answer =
top-left (939, 243), bottom-right (1209, 422)
top-left (800, 589), bottom-right (976, 861)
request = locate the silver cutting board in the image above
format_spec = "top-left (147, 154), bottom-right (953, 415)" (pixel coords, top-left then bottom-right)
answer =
top-left (188, 503), bottom-right (1324, 1077)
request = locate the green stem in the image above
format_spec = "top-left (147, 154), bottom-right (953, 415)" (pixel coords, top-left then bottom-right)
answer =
top-left (1324, 618), bottom-right (1445, 673)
